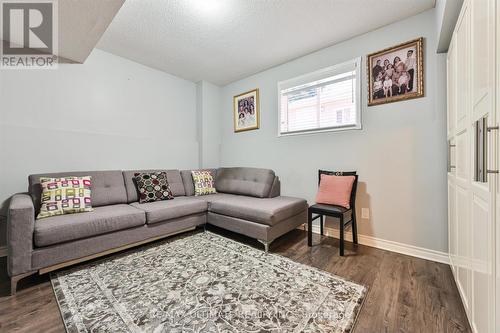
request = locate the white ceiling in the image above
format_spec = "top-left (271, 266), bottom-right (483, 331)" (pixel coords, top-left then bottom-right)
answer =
top-left (97, 0), bottom-right (435, 86)
top-left (0, 0), bottom-right (124, 63)
top-left (58, 0), bottom-right (124, 63)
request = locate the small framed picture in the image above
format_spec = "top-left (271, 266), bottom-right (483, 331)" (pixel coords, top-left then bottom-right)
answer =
top-left (233, 88), bottom-right (260, 132)
top-left (367, 37), bottom-right (424, 106)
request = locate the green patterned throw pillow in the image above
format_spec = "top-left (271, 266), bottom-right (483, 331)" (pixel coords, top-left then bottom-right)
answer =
top-left (191, 170), bottom-right (217, 196)
top-left (37, 176), bottom-right (93, 220)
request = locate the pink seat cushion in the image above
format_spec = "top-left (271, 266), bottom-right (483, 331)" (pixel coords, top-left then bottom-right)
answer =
top-left (315, 174), bottom-right (355, 209)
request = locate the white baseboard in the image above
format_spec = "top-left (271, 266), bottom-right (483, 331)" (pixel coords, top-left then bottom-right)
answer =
top-left (306, 225), bottom-right (450, 265)
top-left (0, 246), bottom-right (6, 258)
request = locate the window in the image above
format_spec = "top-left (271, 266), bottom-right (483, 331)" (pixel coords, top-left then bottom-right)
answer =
top-left (336, 110), bottom-right (343, 123)
top-left (278, 57), bottom-right (361, 136)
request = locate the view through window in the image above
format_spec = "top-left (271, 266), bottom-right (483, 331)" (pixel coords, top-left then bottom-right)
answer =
top-left (279, 58), bottom-right (361, 135)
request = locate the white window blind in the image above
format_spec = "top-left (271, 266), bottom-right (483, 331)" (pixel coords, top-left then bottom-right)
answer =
top-left (278, 58), bottom-right (361, 135)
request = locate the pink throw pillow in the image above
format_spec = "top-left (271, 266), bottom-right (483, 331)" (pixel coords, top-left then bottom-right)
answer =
top-left (315, 174), bottom-right (355, 208)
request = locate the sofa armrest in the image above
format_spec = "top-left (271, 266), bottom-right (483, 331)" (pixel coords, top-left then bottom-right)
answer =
top-left (7, 193), bottom-right (35, 276)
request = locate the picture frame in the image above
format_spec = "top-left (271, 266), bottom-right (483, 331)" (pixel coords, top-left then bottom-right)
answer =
top-left (367, 37), bottom-right (424, 106)
top-left (233, 88), bottom-right (260, 132)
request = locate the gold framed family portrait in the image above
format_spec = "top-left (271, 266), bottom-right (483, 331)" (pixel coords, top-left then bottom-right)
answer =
top-left (233, 88), bottom-right (260, 132)
top-left (367, 37), bottom-right (424, 106)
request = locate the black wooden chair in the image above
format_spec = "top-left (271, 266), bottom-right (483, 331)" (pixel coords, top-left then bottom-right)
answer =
top-left (307, 170), bottom-right (359, 256)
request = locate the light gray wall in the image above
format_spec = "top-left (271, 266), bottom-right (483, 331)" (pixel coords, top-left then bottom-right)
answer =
top-left (219, 9), bottom-right (448, 252)
top-left (0, 49), bottom-right (199, 235)
top-left (0, 9), bottom-right (448, 254)
top-left (196, 81), bottom-right (222, 168)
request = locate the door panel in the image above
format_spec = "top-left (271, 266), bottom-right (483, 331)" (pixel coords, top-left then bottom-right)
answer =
top-left (455, 8), bottom-right (469, 131)
top-left (457, 184), bottom-right (471, 311)
top-left (456, 130), bottom-right (469, 181)
top-left (471, 0), bottom-right (490, 106)
top-left (471, 193), bottom-right (492, 332)
top-left (447, 41), bottom-right (456, 136)
top-left (470, 0), bottom-right (496, 331)
top-left (448, 177), bottom-right (457, 272)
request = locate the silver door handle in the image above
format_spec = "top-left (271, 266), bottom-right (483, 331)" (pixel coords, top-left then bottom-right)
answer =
top-left (486, 124), bottom-right (498, 177)
top-left (448, 141), bottom-right (456, 172)
top-left (475, 118), bottom-right (491, 182)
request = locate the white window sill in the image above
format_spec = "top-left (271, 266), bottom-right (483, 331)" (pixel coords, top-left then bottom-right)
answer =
top-left (278, 124), bottom-right (362, 137)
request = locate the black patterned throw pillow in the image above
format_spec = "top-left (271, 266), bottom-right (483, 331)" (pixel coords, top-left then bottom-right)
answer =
top-left (134, 172), bottom-right (174, 203)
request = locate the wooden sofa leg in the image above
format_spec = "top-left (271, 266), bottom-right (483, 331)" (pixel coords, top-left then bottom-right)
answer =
top-left (10, 271), bottom-right (36, 296)
top-left (258, 240), bottom-right (270, 253)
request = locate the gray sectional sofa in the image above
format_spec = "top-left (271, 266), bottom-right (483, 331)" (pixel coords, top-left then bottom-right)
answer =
top-left (7, 167), bottom-right (307, 294)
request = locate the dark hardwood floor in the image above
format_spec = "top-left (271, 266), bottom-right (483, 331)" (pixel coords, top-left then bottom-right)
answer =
top-left (0, 227), bottom-right (471, 333)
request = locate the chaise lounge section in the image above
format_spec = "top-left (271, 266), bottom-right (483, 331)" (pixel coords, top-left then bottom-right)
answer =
top-left (7, 167), bottom-right (307, 294)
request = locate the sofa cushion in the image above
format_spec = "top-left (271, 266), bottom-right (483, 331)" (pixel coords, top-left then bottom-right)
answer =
top-left (191, 193), bottom-right (232, 204)
top-left (215, 167), bottom-right (275, 198)
top-left (208, 195), bottom-right (307, 226)
top-left (130, 197), bottom-right (208, 224)
top-left (29, 171), bottom-right (127, 213)
top-left (123, 170), bottom-right (185, 202)
top-left (181, 169), bottom-right (217, 196)
top-left (34, 204), bottom-right (146, 247)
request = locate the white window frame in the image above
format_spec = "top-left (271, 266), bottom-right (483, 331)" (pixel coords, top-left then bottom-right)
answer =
top-left (277, 57), bottom-right (362, 137)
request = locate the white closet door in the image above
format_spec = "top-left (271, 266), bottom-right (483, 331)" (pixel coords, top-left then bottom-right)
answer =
top-left (495, 0), bottom-right (500, 330)
top-left (453, 2), bottom-right (472, 318)
top-left (447, 36), bottom-right (458, 275)
top-left (449, 1), bottom-right (498, 331)
top-left (469, 0), bottom-right (496, 332)
top-left (447, 38), bottom-right (457, 136)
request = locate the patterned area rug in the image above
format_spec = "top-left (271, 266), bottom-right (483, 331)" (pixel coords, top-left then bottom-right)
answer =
top-left (51, 232), bottom-right (366, 332)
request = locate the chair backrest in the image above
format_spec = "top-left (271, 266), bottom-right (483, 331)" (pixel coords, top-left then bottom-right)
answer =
top-left (318, 170), bottom-right (358, 209)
